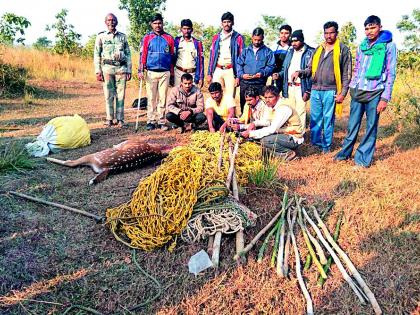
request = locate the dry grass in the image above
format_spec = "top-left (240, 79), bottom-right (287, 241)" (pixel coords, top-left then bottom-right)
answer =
top-left (0, 48), bottom-right (419, 314)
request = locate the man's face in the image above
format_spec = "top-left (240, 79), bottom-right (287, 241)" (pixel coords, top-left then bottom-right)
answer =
top-left (291, 40), bottom-right (303, 51)
top-left (324, 26), bottom-right (338, 45)
top-left (279, 29), bottom-right (291, 43)
top-left (252, 35), bottom-right (264, 48)
top-left (105, 15), bottom-right (117, 32)
top-left (365, 23), bottom-right (381, 41)
top-left (245, 96), bottom-right (259, 107)
top-left (181, 79), bottom-right (193, 93)
top-left (264, 92), bottom-right (278, 107)
top-left (151, 20), bottom-right (163, 33)
top-left (181, 26), bottom-right (193, 39)
top-left (210, 90), bottom-right (223, 102)
top-left (221, 20), bottom-right (233, 33)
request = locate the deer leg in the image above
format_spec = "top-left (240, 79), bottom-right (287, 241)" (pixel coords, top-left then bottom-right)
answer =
top-left (89, 169), bottom-right (110, 185)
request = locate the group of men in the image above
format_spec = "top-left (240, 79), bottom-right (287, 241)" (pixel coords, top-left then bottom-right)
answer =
top-left (94, 12), bottom-right (397, 168)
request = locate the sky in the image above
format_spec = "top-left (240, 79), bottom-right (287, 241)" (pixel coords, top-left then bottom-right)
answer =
top-left (0, 0), bottom-right (417, 48)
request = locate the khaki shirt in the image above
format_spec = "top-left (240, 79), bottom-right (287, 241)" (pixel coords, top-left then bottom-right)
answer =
top-left (176, 37), bottom-right (197, 69)
top-left (166, 86), bottom-right (204, 115)
top-left (94, 30), bottom-right (132, 74)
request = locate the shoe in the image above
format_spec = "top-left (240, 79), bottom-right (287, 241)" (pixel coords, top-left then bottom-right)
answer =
top-left (159, 124), bottom-right (170, 131)
top-left (352, 163), bottom-right (367, 170)
top-left (117, 120), bottom-right (128, 129)
top-left (104, 120), bottom-right (114, 128)
top-left (184, 123), bottom-right (193, 133)
top-left (274, 150), bottom-right (297, 161)
top-left (146, 123), bottom-right (156, 131)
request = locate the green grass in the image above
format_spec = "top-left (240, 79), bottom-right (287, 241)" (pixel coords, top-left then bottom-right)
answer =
top-left (248, 158), bottom-right (280, 188)
top-left (0, 141), bottom-right (36, 173)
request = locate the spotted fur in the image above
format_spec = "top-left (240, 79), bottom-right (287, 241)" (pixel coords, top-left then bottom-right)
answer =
top-left (46, 140), bottom-right (165, 185)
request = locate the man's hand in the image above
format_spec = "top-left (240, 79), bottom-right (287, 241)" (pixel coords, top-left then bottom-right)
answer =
top-left (302, 92), bottom-right (310, 102)
top-left (234, 78), bottom-right (240, 87)
top-left (231, 123), bottom-right (240, 131)
top-left (335, 94), bottom-right (344, 104)
top-left (126, 73), bottom-right (132, 81)
top-left (291, 71), bottom-right (300, 82)
top-left (254, 73), bottom-right (262, 79)
top-left (197, 80), bottom-right (204, 89)
top-left (272, 73), bottom-right (279, 80)
top-left (180, 110), bottom-right (192, 121)
top-left (169, 75), bottom-right (175, 87)
top-left (248, 123), bottom-right (256, 131)
top-left (219, 123), bottom-right (226, 133)
top-left (377, 100), bottom-right (387, 113)
top-left (241, 130), bottom-right (250, 138)
top-left (243, 74), bottom-right (253, 80)
top-left (96, 72), bottom-right (104, 82)
top-left (207, 75), bottom-right (212, 84)
top-left (138, 72), bottom-right (144, 80)
top-left (209, 126), bottom-right (216, 133)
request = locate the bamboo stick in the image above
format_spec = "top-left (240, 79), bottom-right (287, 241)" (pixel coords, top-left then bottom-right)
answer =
top-left (226, 136), bottom-right (240, 188)
top-left (313, 208), bottom-right (382, 314)
top-left (217, 132), bottom-right (226, 172)
top-left (306, 226), bottom-right (328, 264)
top-left (257, 219), bottom-right (280, 263)
top-left (211, 232), bottom-right (222, 268)
top-left (282, 204), bottom-right (292, 276)
top-left (289, 208), bottom-right (313, 315)
top-left (276, 192), bottom-right (289, 275)
top-left (302, 207), bottom-right (367, 304)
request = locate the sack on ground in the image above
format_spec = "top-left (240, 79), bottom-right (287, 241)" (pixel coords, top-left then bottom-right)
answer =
top-left (26, 114), bottom-right (91, 157)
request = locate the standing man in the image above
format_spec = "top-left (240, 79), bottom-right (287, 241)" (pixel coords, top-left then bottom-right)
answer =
top-left (293, 21), bottom-right (352, 153)
top-left (166, 73), bottom-right (206, 133)
top-left (138, 13), bottom-right (175, 131)
top-left (240, 85), bottom-right (304, 161)
top-left (94, 13), bottom-right (131, 128)
top-left (205, 82), bottom-right (236, 132)
top-left (335, 16), bottom-right (397, 167)
top-left (174, 19), bottom-right (204, 88)
top-left (271, 24), bottom-right (292, 92)
top-left (237, 27), bottom-right (275, 112)
top-left (279, 30), bottom-right (314, 131)
top-left (207, 12), bottom-right (245, 99)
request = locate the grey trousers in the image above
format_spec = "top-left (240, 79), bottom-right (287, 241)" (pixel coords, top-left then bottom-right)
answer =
top-left (260, 133), bottom-right (300, 154)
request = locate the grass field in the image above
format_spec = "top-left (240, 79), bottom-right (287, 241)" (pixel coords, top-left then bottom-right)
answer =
top-left (0, 47), bottom-right (419, 314)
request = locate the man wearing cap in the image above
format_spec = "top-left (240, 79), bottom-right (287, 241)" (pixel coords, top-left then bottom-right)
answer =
top-left (293, 21), bottom-right (352, 153)
top-left (174, 19), bottom-right (204, 88)
top-left (94, 13), bottom-right (131, 128)
top-left (279, 29), bottom-right (314, 131)
top-left (271, 24), bottom-right (292, 92)
top-left (335, 15), bottom-right (397, 167)
top-left (237, 27), bottom-right (275, 113)
top-left (138, 13), bottom-right (175, 131)
top-left (207, 12), bottom-right (245, 100)
top-left (166, 73), bottom-right (206, 133)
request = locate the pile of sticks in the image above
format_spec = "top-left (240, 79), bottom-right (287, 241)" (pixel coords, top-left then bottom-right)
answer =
top-left (234, 192), bottom-right (382, 315)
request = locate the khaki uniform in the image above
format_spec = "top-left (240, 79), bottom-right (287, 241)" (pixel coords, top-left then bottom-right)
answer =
top-left (94, 30), bottom-right (131, 121)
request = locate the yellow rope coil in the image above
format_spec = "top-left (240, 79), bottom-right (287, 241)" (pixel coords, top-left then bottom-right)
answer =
top-left (106, 132), bottom-right (262, 251)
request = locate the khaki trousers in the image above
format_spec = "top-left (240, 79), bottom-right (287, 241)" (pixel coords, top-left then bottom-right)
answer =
top-left (103, 65), bottom-right (126, 121)
top-left (145, 70), bottom-right (170, 125)
top-left (212, 67), bottom-right (236, 98)
top-left (282, 85), bottom-right (307, 131)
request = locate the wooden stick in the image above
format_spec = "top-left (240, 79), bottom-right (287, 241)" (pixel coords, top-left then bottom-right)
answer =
top-left (313, 208), bottom-right (382, 314)
top-left (217, 132), bottom-right (226, 172)
top-left (135, 78), bottom-right (143, 132)
top-left (211, 231), bottom-right (222, 268)
top-left (233, 208), bottom-right (283, 261)
top-left (302, 207), bottom-right (367, 304)
top-left (276, 191), bottom-right (289, 276)
top-left (305, 225), bottom-right (328, 264)
top-left (207, 235), bottom-right (214, 256)
top-left (290, 207), bottom-right (313, 315)
top-left (283, 204), bottom-right (292, 276)
top-left (9, 191), bottom-right (104, 223)
top-left (226, 136), bottom-right (240, 188)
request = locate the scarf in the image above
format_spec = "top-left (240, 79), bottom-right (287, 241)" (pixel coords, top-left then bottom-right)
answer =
top-left (311, 40), bottom-right (343, 116)
top-left (360, 39), bottom-right (386, 80)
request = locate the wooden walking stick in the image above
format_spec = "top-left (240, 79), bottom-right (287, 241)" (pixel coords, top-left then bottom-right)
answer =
top-left (135, 77), bottom-right (143, 132)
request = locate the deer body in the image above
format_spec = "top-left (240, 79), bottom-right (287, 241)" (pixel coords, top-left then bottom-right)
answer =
top-left (47, 140), bottom-right (165, 185)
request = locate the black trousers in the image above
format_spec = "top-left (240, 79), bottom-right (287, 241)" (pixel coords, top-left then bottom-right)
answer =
top-left (166, 112), bottom-right (206, 128)
top-left (239, 81), bottom-right (265, 112)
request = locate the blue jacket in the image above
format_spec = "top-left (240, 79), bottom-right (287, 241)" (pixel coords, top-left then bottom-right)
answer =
top-left (281, 44), bottom-right (315, 98)
top-left (174, 36), bottom-right (204, 83)
top-left (207, 31), bottom-right (245, 78)
top-left (139, 32), bottom-right (175, 74)
top-left (237, 44), bottom-right (275, 85)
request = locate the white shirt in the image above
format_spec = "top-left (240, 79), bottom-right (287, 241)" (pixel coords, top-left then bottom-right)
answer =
top-left (217, 31), bottom-right (233, 66)
top-left (176, 37), bottom-right (197, 69)
top-left (287, 48), bottom-right (304, 83)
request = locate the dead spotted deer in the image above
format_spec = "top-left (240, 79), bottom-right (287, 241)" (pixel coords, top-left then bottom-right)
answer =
top-left (46, 139), bottom-right (169, 185)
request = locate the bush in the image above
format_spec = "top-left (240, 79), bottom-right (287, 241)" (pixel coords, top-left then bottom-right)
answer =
top-left (0, 58), bottom-right (27, 97)
top-left (0, 141), bottom-right (36, 173)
